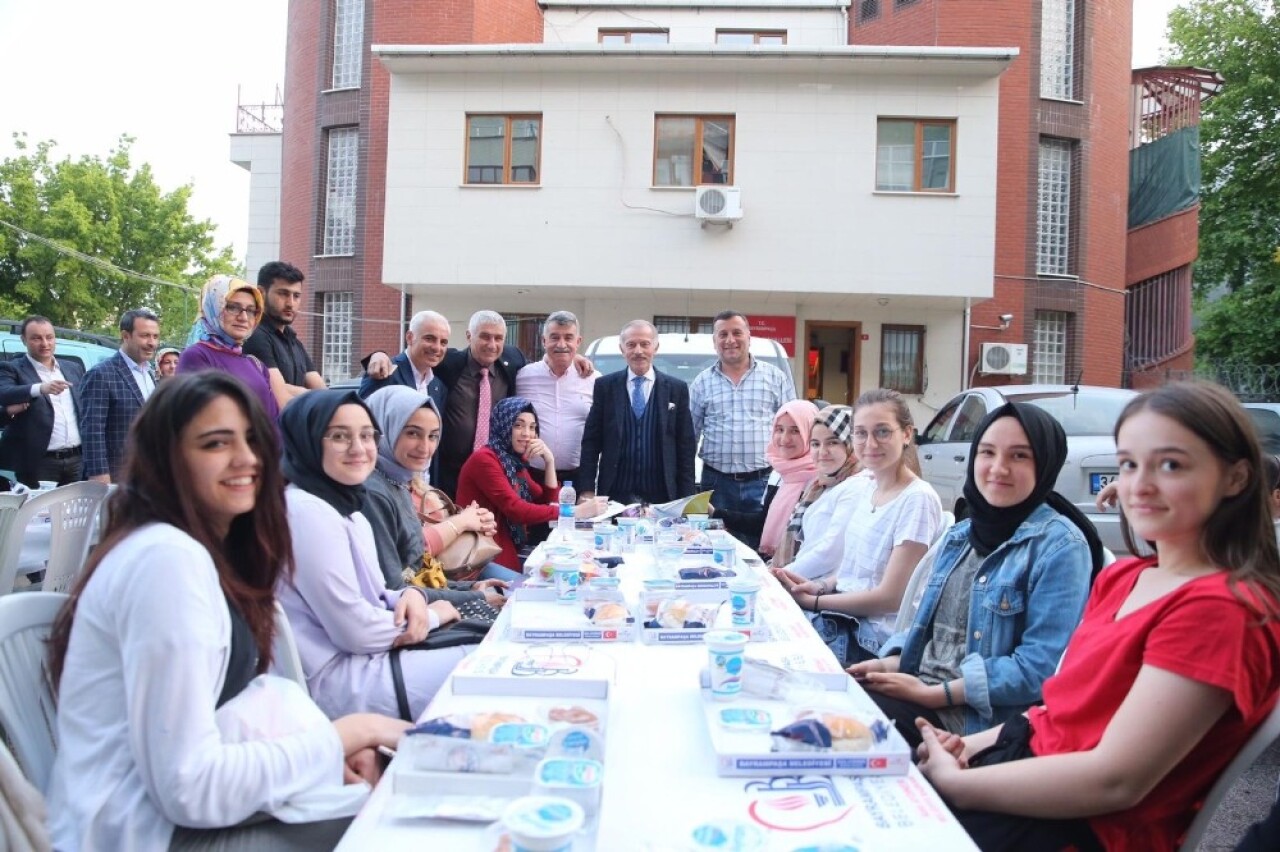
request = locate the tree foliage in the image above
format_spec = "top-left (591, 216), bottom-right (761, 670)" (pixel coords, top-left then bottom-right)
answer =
top-left (0, 133), bottom-right (236, 338)
top-left (1168, 1), bottom-right (1280, 363)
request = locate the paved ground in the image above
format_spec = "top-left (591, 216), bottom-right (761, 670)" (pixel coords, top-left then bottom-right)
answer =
top-left (1198, 740), bottom-right (1279, 850)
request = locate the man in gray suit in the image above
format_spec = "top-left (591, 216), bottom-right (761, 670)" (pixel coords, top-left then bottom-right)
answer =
top-left (0, 316), bottom-right (86, 487)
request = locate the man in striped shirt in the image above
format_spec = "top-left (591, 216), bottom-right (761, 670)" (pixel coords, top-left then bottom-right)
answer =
top-left (690, 310), bottom-right (796, 549)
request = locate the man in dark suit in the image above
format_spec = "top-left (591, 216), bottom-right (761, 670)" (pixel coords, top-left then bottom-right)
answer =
top-left (433, 310), bottom-right (527, 497)
top-left (358, 309), bottom-right (449, 413)
top-left (0, 316), bottom-right (86, 487)
top-left (578, 320), bottom-right (696, 505)
top-left (79, 309), bottom-right (160, 483)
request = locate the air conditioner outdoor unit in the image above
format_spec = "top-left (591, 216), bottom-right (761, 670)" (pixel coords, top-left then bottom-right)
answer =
top-left (695, 185), bottom-right (743, 225)
top-left (980, 342), bottom-right (1029, 376)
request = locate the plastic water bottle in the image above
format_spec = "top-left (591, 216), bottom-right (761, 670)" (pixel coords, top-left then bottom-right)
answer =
top-left (557, 481), bottom-right (576, 535)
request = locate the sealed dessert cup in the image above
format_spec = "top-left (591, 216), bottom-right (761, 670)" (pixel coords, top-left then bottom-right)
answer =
top-left (705, 630), bottom-right (749, 701)
top-left (727, 577), bottom-right (760, 627)
top-left (501, 796), bottom-right (585, 852)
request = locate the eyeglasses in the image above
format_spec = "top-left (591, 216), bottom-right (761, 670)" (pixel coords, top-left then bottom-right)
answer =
top-left (223, 304), bottom-right (260, 319)
top-left (323, 429), bottom-right (381, 450)
top-left (852, 426), bottom-right (900, 444)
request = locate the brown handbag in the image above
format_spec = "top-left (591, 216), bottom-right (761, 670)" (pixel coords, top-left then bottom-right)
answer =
top-left (414, 485), bottom-right (503, 581)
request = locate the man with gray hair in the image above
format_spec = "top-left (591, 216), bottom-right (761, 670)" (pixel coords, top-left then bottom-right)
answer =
top-left (433, 310), bottom-right (528, 497)
top-left (359, 309), bottom-right (450, 414)
top-left (516, 311), bottom-right (599, 487)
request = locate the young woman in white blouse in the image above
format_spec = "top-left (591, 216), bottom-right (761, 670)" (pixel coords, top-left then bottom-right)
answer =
top-left (776, 388), bottom-right (942, 664)
top-left (46, 372), bottom-right (407, 851)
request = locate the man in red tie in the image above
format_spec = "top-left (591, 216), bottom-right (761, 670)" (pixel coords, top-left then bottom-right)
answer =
top-left (434, 310), bottom-right (528, 498)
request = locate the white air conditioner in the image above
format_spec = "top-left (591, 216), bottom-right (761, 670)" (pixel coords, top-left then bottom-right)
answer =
top-left (694, 185), bottom-right (743, 224)
top-left (980, 342), bottom-right (1029, 375)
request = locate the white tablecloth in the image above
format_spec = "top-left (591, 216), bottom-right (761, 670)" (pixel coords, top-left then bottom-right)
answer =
top-left (336, 540), bottom-right (977, 851)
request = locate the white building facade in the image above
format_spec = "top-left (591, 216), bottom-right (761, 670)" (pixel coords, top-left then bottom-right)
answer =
top-left (374, 2), bottom-right (1012, 419)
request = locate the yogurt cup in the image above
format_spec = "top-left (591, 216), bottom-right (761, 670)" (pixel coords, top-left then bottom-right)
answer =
top-left (533, 756), bottom-right (604, 815)
top-left (501, 796), bottom-right (585, 852)
top-left (704, 630), bottom-right (750, 701)
top-left (727, 578), bottom-right (761, 627)
top-left (689, 820), bottom-right (766, 851)
top-left (615, 516), bottom-right (640, 552)
top-left (551, 558), bottom-right (580, 604)
top-left (711, 541), bottom-right (737, 570)
top-left (592, 523), bottom-right (616, 553)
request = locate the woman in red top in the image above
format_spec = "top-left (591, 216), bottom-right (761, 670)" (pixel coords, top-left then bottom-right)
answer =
top-left (916, 381), bottom-right (1280, 852)
top-left (455, 396), bottom-right (605, 571)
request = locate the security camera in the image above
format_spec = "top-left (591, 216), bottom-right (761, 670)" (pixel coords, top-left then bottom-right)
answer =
top-left (999, 313), bottom-right (1014, 324)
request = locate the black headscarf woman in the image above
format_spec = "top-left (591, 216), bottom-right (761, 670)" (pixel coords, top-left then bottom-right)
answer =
top-left (280, 389), bottom-right (377, 518)
top-left (961, 402), bottom-right (1105, 576)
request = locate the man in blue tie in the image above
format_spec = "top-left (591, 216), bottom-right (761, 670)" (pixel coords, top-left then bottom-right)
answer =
top-left (577, 320), bottom-right (696, 505)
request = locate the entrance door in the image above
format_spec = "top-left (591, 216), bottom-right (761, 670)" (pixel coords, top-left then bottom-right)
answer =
top-left (803, 321), bottom-right (861, 406)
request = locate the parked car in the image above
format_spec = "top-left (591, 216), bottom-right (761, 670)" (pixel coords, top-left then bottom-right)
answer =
top-left (916, 384), bottom-right (1137, 555)
top-left (581, 333), bottom-right (792, 382)
top-left (0, 318), bottom-right (119, 372)
top-left (1243, 403), bottom-right (1280, 456)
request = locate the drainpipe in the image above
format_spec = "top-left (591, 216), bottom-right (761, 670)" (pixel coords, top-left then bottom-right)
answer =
top-left (961, 298), bottom-right (972, 390)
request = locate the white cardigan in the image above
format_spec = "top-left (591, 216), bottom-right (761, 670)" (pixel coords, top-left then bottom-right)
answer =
top-left (46, 523), bottom-right (344, 851)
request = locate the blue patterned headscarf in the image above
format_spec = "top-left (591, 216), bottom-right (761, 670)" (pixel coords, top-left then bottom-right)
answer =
top-left (189, 274), bottom-right (263, 353)
top-left (487, 396), bottom-right (538, 547)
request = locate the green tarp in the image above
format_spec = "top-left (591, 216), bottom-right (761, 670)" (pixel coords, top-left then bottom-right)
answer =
top-left (1129, 125), bottom-right (1201, 229)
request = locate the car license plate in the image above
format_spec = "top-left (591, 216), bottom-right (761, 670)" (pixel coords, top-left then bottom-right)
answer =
top-left (1089, 472), bottom-right (1117, 494)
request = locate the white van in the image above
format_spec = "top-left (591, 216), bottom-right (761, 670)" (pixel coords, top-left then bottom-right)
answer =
top-left (581, 333), bottom-right (792, 383)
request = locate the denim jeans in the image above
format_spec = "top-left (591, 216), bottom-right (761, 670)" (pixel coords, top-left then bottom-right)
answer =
top-left (479, 561), bottom-right (523, 583)
top-left (701, 466), bottom-right (767, 550)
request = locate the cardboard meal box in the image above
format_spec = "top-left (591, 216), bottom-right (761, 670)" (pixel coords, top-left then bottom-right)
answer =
top-left (699, 642), bottom-right (851, 691)
top-left (507, 598), bottom-right (637, 644)
top-left (451, 647), bottom-right (617, 699)
top-left (637, 591), bottom-right (773, 645)
top-left (700, 689), bottom-right (911, 778)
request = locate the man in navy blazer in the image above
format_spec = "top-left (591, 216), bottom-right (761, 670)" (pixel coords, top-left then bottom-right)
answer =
top-left (0, 317), bottom-right (86, 487)
top-left (358, 309), bottom-right (449, 413)
top-left (78, 309), bottom-right (161, 482)
top-left (578, 320), bottom-right (696, 505)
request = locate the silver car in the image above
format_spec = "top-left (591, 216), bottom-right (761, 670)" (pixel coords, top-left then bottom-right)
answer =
top-left (915, 384), bottom-right (1137, 555)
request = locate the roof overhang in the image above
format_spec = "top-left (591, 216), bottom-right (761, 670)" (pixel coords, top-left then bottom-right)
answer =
top-left (540, 0), bottom-right (848, 6)
top-left (373, 43), bottom-right (1018, 78)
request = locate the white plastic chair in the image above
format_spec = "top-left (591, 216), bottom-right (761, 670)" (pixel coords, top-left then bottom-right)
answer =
top-left (0, 482), bottom-right (109, 595)
top-left (0, 591), bottom-right (67, 792)
top-left (270, 603), bottom-right (308, 690)
top-left (1179, 698), bottom-right (1280, 851)
top-left (0, 495), bottom-right (28, 574)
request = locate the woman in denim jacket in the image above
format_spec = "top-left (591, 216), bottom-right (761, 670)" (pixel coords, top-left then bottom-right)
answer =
top-left (849, 402), bottom-right (1103, 750)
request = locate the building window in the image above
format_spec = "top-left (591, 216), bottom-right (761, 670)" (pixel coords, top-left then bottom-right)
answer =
top-left (1040, 0), bottom-right (1076, 100)
top-left (654, 116), bottom-right (735, 187)
top-left (1036, 138), bottom-right (1074, 275)
top-left (715, 30), bottom-right (786, 45)
top-left (895, 0), bottom-right (920, 7)
top-left (465, 115), bottom-right (542, 185)
top-left (880, 325), bottom-right (925, 394)
top-left (875, 119), bottom-right (956, 193)
top-left (599, 29), bottom-right (668, 44)
top-left (1032, 310), bottom-right (1070, 384)
top-left (331, 0), bottom-right (364, 89)
top-left (654, 315), bottom-right (716, 334)
top-left (322, 127), bottom-right (358, 256)
top-left (858, 0), bottom-right (880, 24)
top-left (321, 291), bottom-right (354, 381)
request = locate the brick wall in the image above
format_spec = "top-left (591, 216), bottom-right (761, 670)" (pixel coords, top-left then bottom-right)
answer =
top-left (1126, 206), bottom-right (1199, 285)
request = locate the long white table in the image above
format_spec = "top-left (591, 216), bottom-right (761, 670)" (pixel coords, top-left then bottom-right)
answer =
top-left (337, 539), bottom-right (977, 851)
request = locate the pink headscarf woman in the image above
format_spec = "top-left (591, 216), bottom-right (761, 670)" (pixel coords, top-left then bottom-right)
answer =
top-left (759, 400), bottom-right (820, 556)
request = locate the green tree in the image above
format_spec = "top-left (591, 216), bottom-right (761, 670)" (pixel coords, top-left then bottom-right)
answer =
top-left (0, 133), bottom-right (236, 338)
top-left (1168, 1), bottom-right (1280, 363)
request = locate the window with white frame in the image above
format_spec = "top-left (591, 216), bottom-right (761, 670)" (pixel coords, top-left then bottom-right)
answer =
top-left (323, 127), bottom-right (358, 255)
top-left (1040, 0), bottom-right (1076, 100)
top-left (321, 291), bottom-right (354, 381)
top-left (331, 0), bottom-right (365, 89)
top-left (1032, 310), bottom-right (1070, 384)
top-left (1036, 139), bottom-right (1073, 275)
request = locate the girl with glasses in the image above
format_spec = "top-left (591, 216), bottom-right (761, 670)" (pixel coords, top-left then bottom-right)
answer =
top-left (277, 390), bottom-right (468, 721)
top-left (777, 389), bottom-right (942, 664)
top-left (178, 275), bottom-right (281, 421)
top-left (47, 373), bottom-right (407, 850)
